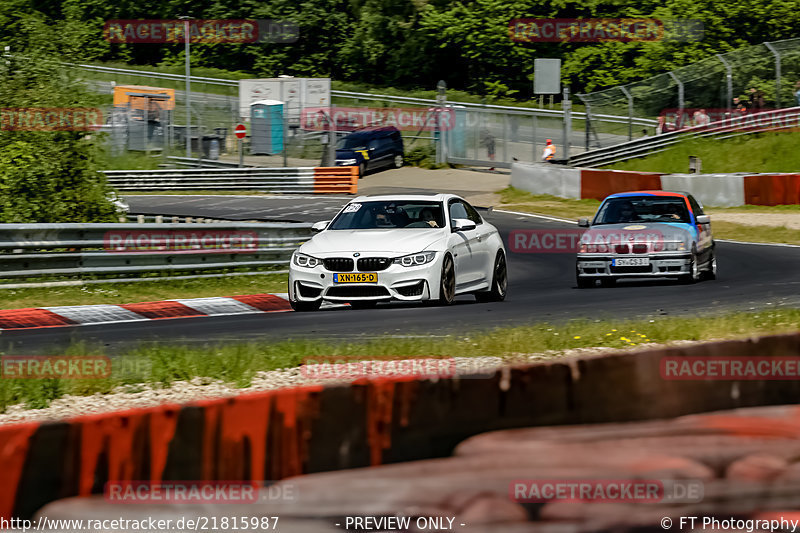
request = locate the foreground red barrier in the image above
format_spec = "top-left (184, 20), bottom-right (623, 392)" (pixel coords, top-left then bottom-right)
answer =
top-left (2, 333), bottom-right (799, 519)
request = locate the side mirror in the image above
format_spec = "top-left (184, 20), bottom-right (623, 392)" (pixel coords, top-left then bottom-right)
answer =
top-left (578, 218), bottom-right (590, 227)
top-left (311, 220), bottom-right (329, 232)
top-left (452, 218), bottom-right (477, 232)
top-left (696, 215), bottom-right (710, 224)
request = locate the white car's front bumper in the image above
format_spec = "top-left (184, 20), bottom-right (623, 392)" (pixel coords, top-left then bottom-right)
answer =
top-left (289, 254), bottom-right (443, 303)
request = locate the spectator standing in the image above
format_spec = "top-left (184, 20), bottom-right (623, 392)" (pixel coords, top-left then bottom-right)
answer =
top-left (693, 109), bottom-right (710, 127)
top-left (748, 88), bottom-right (765, 110)
top-left (479, 127), bottom-right (496, 170)
top-left (542, 139), bottom-right (556, 162)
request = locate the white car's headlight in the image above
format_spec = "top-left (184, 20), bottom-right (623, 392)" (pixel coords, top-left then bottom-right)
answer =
top-left (293, 252), bottom-right (321, 268)
top-left (393, 251), bottom-right (436, 267)
top-left (337, 159), bottom-right (358, 166)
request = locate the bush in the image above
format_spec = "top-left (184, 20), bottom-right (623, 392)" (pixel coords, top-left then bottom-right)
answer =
top-left (404, 145), bottom-right (447, 169)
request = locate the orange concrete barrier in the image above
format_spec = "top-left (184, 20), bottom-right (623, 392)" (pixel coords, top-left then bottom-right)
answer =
top-left (580, 169), bottom-right (662, 200)
top-left (314, 166), bottom-right (359, 194)
top-left (744, 174), bottom-right (800, 206)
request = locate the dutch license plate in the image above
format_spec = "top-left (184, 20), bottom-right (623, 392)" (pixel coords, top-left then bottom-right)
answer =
top-left (334, 272), bottom-right (378, 283)
top-left (613, 257), bottom-right (650, 267)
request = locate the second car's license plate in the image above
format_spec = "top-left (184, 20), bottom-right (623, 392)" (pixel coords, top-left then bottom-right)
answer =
top-left (613, 257), bottom-right (650, 267)
top-left (333, 272), bottom-right (378, 283)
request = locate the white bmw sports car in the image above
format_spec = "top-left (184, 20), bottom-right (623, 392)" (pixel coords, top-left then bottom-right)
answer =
top-left (288, 194), bottom-right (507, 311)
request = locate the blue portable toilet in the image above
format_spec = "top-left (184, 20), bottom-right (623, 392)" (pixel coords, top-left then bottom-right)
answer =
top-left (250, 99), bottom-right (284, 155)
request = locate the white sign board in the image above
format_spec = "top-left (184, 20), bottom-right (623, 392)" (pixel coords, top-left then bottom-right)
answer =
top-left (239, 78), bottom-right (331, 123)
top-left (534, 59), bottom-right (561, 94)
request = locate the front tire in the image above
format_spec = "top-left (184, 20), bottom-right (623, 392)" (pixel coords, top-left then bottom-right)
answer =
top-left (701, 251), bottom-right (717, 281)
top-left (358, 162), bottom-right (365, 179)
top-left (438, 254), bottom-right (456, 305)
top-left (475, 251), bottom-right (507, 302)
top-left (290, 298), bottom-right (321, 312)
top-left (679, 247), bottom-right (701, 284)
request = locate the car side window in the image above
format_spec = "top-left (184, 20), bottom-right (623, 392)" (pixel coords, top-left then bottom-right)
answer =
top-left (462, 201), bottom-right (483, 225)
top-left (687, 195), bottom-right (704, 216)
top-left (449, 200), bottom-right (469, 222)
top-left (367, 139), bottom-right (379, 150)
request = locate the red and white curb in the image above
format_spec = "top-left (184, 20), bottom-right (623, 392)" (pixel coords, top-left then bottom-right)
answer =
top-left (0, 293), bottom-right (339, 330)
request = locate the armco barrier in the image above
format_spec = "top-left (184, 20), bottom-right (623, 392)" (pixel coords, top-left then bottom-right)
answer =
top-left (0, 222), bottom-right (312, 284)
top-left (511, 162), bottom-right (800, 206)
top-left (103, 166), bottom-right (359, 194)
top-left (2, 332), bottom-right (799, 519)
top-left (579, 168), bottom-right (662, 201)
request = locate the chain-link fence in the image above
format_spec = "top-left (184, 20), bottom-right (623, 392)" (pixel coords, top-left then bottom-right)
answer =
top-left (577, 37), bottom-right (800, 150)
top-left (79, 63), bottom-right (657, 169)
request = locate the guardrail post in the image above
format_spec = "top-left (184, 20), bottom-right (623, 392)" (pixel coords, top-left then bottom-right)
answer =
top-left (562, 87), bottom-right (571, 160)
top-left (620, 86), bottom-right (633, 140)
top-left (764, 42), bottom-right (781, 109)
top-left (717, 54), bottom-right (733, 114)
top-left (577, 95), bottom-right (591, 152)
top-left (668, 72), bottom-right (684, 128)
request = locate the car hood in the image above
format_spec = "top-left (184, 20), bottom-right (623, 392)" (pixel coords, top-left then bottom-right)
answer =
top-left (585, 222), bottom-right (696, 241)
top-left (335, 149), bottom-right (365, 161)
top-left (301, 228), bottom-right (446, 256)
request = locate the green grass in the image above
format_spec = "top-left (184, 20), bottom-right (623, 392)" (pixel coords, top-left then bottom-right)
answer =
top-left (495, 187), bottom-right (800, 245)
top-left (607, 131), bottom-right (800, 174)
top-left (0, 273), bottom-right (288, 310)
top-left (2, 308), bottom-right (799, 413)
top-left (496, 187), bottom-right (602, 219)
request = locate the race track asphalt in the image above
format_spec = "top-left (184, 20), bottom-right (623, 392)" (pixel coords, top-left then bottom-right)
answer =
top-left (2, 197), bottom-right (798, 354)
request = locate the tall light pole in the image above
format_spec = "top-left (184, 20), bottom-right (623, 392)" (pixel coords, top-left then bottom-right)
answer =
top-left (180, 16), bottom-right (192, 158)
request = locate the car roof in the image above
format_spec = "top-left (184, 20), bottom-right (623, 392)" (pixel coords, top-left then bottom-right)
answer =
top-left (605, 190), bottom-right (690, 199)
top-left (343, 126), bottom-right (399, 138)
top-left (349, 193), bottom-right (460, 203)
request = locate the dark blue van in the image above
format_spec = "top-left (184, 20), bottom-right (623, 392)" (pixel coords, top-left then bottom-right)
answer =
top-left (334, 126), bottom-right (404, 178)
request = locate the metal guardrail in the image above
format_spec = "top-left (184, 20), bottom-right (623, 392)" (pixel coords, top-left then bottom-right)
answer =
top-left (103, 167), bottom-right (357, 193)
top-left (0, 222), bottom-right (311, 284)
top-left (165, 156), bottom-right (255, 168)
top-left (569, 107), bottom-right (800, 168)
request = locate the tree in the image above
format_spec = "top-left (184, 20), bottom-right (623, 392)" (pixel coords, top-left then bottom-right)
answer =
top-left (0, 13), bottom-right (117, 223)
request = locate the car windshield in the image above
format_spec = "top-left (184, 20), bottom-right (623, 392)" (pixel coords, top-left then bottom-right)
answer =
top-left (336, 136), bottom-right (367, 150)
top-left (593, 196), bottom-right (691, 224)
top-left (328, 200), bottom-right (445, 229)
